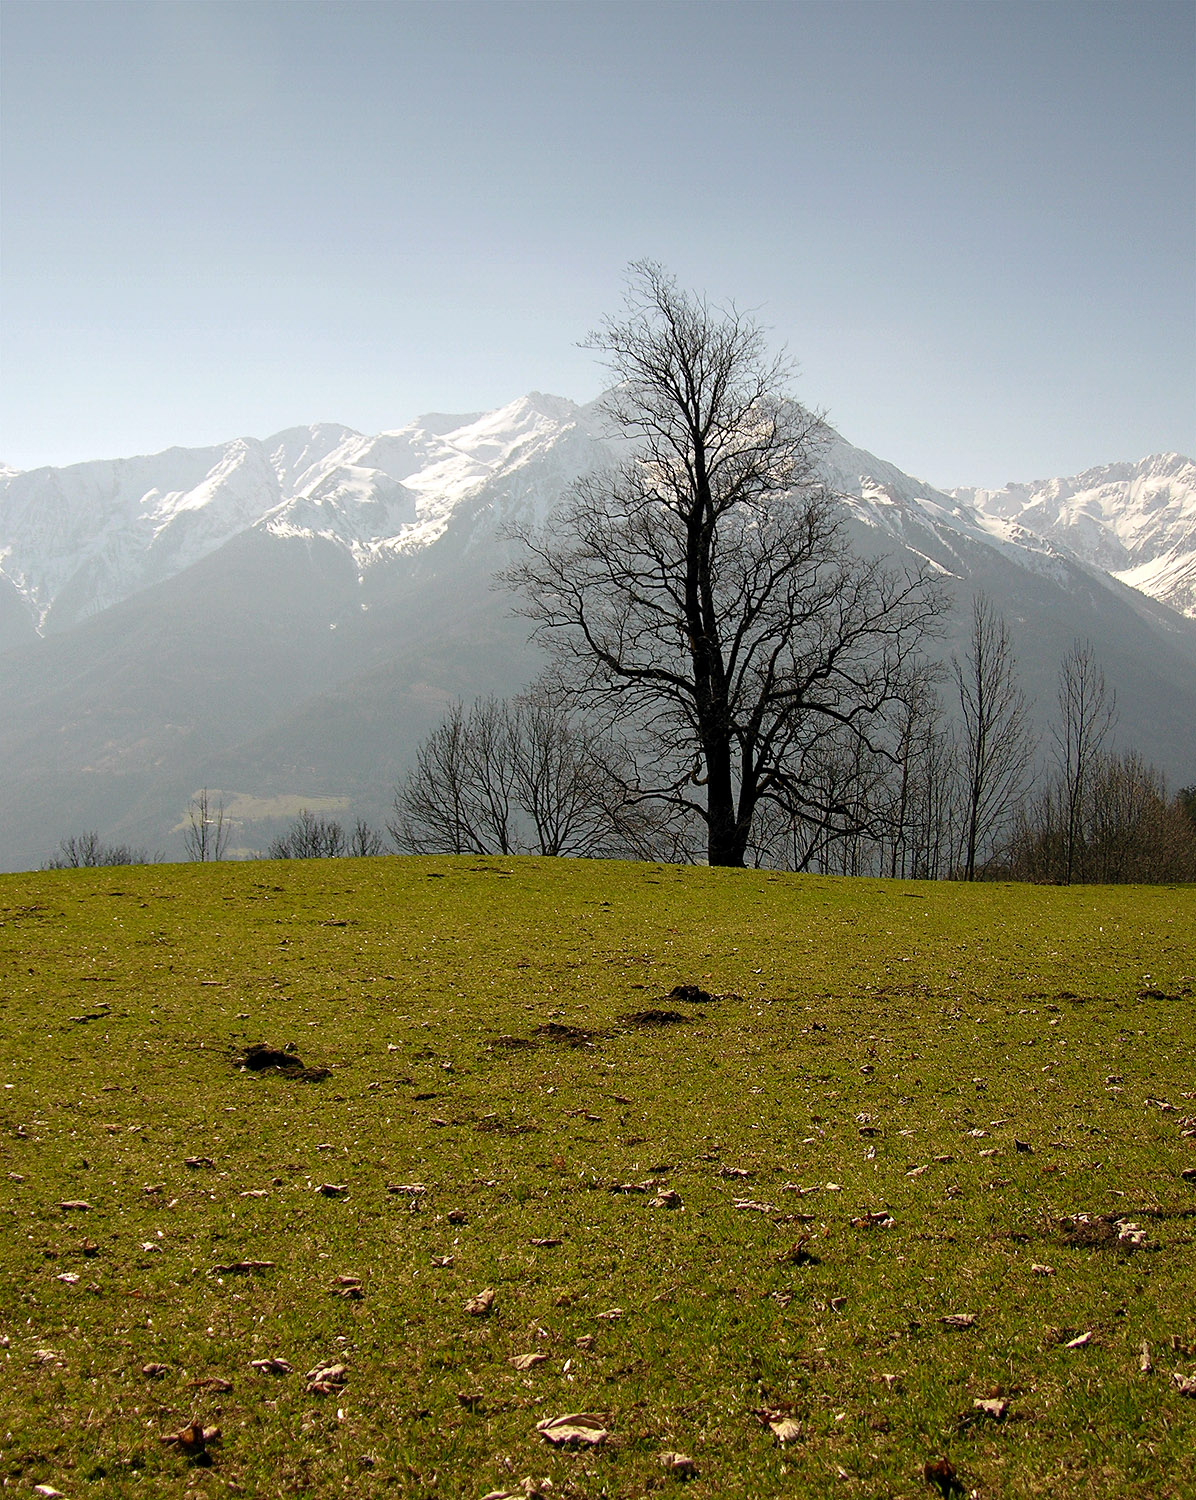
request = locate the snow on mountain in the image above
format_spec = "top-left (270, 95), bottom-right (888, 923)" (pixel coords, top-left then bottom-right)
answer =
top-left (1, 395), bottom-right (1190, 641)
top-left (819, 431), bottom-right (1077, 588)
top-left (952, 453), bottom-right (1196, 618)
top-left (0, 438), bottom-right (290, 631)
top-left (0, 394), bottom-right (619, 632)
top-left (260, 392), bottom-right (613, 564)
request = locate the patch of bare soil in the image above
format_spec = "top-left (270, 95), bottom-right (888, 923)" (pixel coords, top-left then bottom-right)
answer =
top-left (533, 1023), bottom-right (598, 1047)
top-left (236, 1044), bottom-right (329, 1082)
top-left (666, 984), bottom-right (743, 1003)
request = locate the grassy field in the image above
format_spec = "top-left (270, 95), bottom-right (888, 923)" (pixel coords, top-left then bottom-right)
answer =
top-left (1, 855), bottom-right (1194, 1499)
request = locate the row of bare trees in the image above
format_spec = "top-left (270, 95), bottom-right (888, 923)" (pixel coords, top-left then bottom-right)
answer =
top-left (267, 810), bottom-right (385, 859)
top-left (46, 832), bottom-right (151, 868)
top-left (391, 616), bottom-right (1195, 884)
top-left (389, 691), bottom-right (683, 860)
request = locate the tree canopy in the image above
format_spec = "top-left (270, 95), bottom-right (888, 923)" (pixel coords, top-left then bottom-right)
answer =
top-left (506, 263), bottom-right (944, 867)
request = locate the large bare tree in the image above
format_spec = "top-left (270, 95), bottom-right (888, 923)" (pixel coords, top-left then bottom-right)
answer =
top-left (505, 263), bottom-right (943, 867)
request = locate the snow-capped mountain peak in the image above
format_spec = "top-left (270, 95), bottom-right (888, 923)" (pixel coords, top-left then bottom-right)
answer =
top-left (953, 452), bottom-right (1196, 617)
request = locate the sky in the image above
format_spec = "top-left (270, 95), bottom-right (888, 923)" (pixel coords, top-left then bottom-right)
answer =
top-left (1, 0), bottom-right (1193, 489)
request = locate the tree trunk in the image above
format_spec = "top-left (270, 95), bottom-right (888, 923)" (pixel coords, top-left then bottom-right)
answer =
top-left (703, 735), bottom-right (744, 866)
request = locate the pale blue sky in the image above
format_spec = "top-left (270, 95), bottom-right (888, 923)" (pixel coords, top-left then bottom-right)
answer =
top-left (2, 0), bottom-right (1193, 486)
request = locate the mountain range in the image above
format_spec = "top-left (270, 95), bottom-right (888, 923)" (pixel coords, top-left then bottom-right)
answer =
top-left (1, 394), bottom-right (1193, 872)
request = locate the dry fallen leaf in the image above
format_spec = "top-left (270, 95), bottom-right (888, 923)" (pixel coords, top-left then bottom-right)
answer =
top-left (188, 1375), bottom-right (233, 1391)
top-left (210, 1260), bottom-right (275, 1275)
top-left (650, 1189), bottom-right (682, 1208)
top-left (317, 1182), bottom-right (348, 1197)
top-left (161, 1419), bottom-right (219, 1454)
top-left (529, 1237), bottom-right (563, 1247)
top-left (763, 1413), bottom-right (802, 1443)
top-left (776, 1235), bottom-right (817, 1265)
top-left (58, 1201), bottom-right (91, 1212)
top-left (659, 1449), bottom-right (698, 1476)
top-left (595, 1307), bottom-right (623, 1321)
top-left (1064, 1331), bottom-right (1094, 1348)
top-left (305, 1361), bottom-right (347, 1394)
top-left (941, 1313), bottom-right (977, 1330)
top-left (536, 1412), bottom-right (610, 1445)
top-left (1139, 1341), bottom-right (1153, 1374)
top-left (510, 1352), bottom-right (549, 1370)
top-left (431, 1254), bottom-right (453, 1268)
top-left (33, 1486), bottom-right (65, 1498)
top-left (1172, 1371), bottom-right (1196, 1396)
top-left (141, 1362), bottom-right (169, 1378)
top-left (733, 1199), bottom-right (776, 1214)
top-left (1031, 1263), bottom-right (1055, 1276)
top-left (465, 1288), bottom-right (496, 1316)
top-left (972, 1397), bottom-right (1008, 1419)
top-left (250, 1357), bottom-right (292, 1375)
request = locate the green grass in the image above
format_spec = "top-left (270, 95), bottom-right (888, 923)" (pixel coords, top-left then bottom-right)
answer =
top-left (1, 856), bottom-right (1194, 1498)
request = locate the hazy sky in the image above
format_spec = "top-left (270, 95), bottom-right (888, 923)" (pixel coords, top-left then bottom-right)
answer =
top-left (2, 0), bottom-right (1193, 486)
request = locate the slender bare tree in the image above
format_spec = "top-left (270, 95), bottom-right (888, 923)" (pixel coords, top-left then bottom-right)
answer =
top-left (1055, 640), bottom-right (1117, 884)
top-left (184, 789), bottom-right (229, 862)
top-left (347, 818), bottom-right (386, 857)
top-left (952, 594), bottom-right (1036, 880)
top-left (505, 262), bottom-right (943, 866)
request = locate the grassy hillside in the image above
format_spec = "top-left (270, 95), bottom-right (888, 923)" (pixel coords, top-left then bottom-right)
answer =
top-left (1, 857), bottom-right (1194, 1498)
